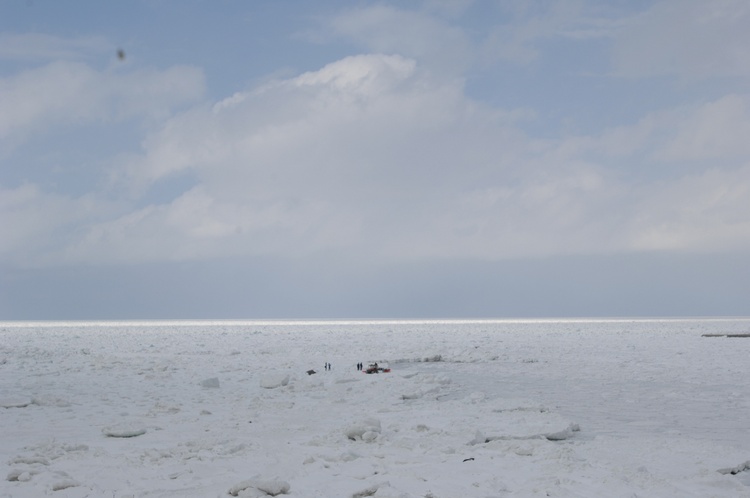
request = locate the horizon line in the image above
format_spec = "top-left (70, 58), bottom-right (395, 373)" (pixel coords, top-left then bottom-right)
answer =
top-left (3, 316), bottom-right (750, 327)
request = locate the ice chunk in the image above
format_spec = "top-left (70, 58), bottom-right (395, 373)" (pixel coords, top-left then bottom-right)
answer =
top-left (200, 377), bottom-right (220, 388)
top-left (260, 373), bottom-right (290, 389)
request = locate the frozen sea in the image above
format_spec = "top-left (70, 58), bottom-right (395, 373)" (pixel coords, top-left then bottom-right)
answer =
top-left (1, 318), bottom-right (750, 497)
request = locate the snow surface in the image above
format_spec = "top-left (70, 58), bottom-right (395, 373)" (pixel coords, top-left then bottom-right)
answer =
top-left (1, 318), bottom-right (750, 497)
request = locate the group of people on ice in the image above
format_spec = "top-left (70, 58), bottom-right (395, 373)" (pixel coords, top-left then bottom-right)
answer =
top-left (311, 361), bottom-right (390, 375)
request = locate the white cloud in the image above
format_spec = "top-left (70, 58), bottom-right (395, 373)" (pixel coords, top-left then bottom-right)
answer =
top-left (124, 54), bottom-right (470, 189)
top-left (0, 183), bottom-right (120, 266)
top-left (5, 3), bottom-right (750, 270)
top-left (551, 94), bottom-right (750, 253)
top-left (657, 94), bottom-right (750, 162)
top-left (106, 56), bottom-right (632, 264)
top-left (554, 93), bottom-right (750, 167)
top-left (0, 61), bottom-right (205, 147)
top-left (91, 53), bottom-right (538, 263)
top-left (420, 90), bottom-right (750, 260)
top-left (61, 185), bottom-right (363, 265)
top-left (628, 165), bottom-right (750, 251)
top-left (416, 161), bottom-right (622, 260)
top-left (292, 54), bottom-right (417, 95)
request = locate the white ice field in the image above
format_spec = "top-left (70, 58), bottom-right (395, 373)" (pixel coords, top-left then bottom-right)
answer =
top-left (2, 318), bottom-right (750, 497)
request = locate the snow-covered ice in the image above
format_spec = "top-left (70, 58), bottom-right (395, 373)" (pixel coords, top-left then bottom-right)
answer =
top-left (1, 318), bottom-right (750, 497)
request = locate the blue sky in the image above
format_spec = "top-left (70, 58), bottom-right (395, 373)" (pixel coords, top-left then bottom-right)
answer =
top-left (2, 0), bottom-right (750, 319)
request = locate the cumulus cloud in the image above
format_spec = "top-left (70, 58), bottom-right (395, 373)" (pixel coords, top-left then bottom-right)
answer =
top-left (5, 2), bottom-right (750, 271)
top-left (89, 50), bottom-right (750, 265)
top-left (98, 54), bottom-right (511, 261)
top-left (123, 53), bottom-right (462, 190)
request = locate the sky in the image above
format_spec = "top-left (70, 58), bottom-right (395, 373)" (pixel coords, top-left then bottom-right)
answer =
top-left (2, 0), bottom-right (750, 320)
